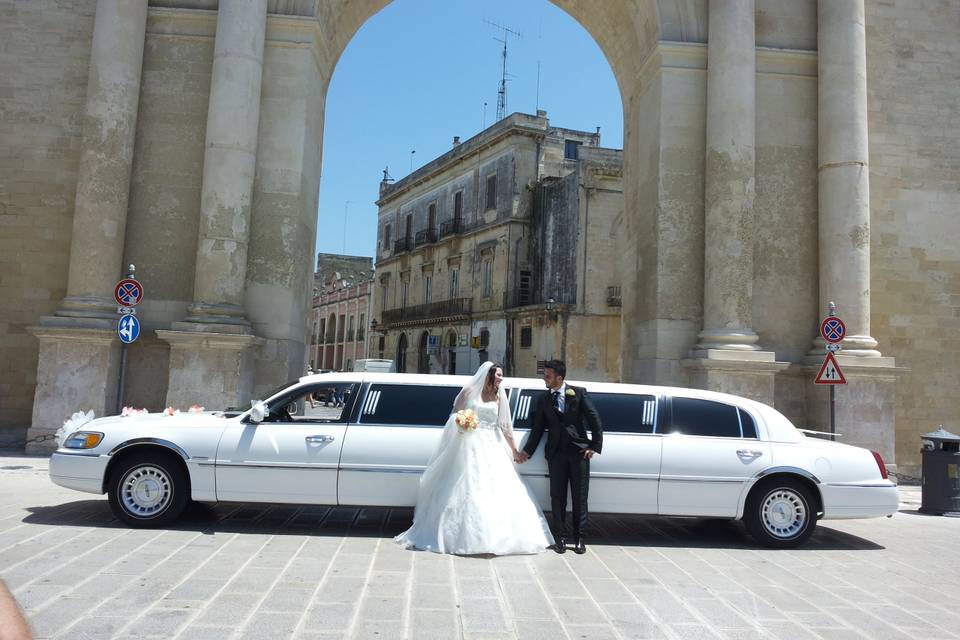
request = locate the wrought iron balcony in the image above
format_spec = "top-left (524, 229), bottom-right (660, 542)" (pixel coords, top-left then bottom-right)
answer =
top-left (439, 218), bottom-right (464, 238)
top-left (414, 228), bottom-right (438, 246)
top-left (393, 237), bottom-right (413, 253)
top-left (382, 297), bottom-right (472, 326)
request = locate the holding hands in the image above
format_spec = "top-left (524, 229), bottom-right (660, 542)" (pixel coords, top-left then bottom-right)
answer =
top-left (513, 450), bottom-right (529, 464)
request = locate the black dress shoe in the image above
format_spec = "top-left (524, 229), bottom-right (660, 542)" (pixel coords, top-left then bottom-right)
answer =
top-left (573, 537), bottom-right (586, 554)
top-left (554, 537), bottom-right (567, 554)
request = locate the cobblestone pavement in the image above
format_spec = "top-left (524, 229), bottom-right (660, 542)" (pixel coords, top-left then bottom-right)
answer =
top-left (2, 453), bottom-right (958, 640)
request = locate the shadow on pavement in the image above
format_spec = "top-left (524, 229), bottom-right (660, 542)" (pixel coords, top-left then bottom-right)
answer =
top-left (22, 500), bottom-right (884, 551)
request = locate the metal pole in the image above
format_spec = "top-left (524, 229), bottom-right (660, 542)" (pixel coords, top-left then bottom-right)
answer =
top-left (830, 384), bottom-right (836, 441)
top-left (116, 344), bottom-right (127, 414)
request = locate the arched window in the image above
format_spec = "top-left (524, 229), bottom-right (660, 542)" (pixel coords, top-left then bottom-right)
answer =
top-left (396, 333), bottom-right (408, 373)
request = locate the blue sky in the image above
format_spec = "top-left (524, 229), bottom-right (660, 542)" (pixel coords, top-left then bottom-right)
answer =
top-left (316, 0), bottom-right (623, 258)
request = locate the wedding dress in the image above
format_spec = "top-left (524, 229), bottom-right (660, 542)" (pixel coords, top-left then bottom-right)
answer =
top-left (395, 367), bottom-right (554, 555)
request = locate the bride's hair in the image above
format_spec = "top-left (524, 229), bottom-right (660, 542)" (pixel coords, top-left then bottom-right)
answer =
top-left (484, 363), bottom-right (503, 390)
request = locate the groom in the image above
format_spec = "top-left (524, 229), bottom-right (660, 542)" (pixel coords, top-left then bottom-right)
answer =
top-left (517, 359), bottom-right (602, 554)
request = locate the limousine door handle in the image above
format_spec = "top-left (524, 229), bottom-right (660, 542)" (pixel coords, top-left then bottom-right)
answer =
top-left (306, 435), bottom-right (336, 444)
top-left (737, 449), bottom-right (763, 458)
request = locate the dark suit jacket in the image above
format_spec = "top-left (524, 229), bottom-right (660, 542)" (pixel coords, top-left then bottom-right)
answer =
top-left (523, 385), bottom-right (603, 460)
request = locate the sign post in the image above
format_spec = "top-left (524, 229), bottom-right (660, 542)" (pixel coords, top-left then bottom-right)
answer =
top-left (815, 302), bottom-right (846, 440)
top-left (114, 265), bottom-right (142, 413)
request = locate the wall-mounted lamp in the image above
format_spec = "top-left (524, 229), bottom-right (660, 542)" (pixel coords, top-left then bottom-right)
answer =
top-left (546, 297), bottom-right (555, 312)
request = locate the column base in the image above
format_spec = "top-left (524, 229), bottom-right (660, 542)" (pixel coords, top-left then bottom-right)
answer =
top-left (682, 350), bottom-right (790, 406)
top-left (694, 328), bottom-right (762, 352)
top-left (54, 295), bottom-right (118, 322)
top-left (183, 302), bottom-right (252, 328)
top-left (25, 323), bottom-right (121, 453)
top-left (797, 354), bottom-right (900, 462)
top-left (157, 328), bottom-right (262, 412)
top-left (808, 334), bottom-right (882, 358)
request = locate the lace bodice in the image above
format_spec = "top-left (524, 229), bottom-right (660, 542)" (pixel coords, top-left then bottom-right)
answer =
top-left (470, 399), bottom-right (500, 429)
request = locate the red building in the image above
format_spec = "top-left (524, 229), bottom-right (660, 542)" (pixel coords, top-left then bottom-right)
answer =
top-left (309, 254), bottom-right (374, 371)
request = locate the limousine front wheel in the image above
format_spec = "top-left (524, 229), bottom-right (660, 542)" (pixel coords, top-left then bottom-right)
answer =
top-left (107, 451), bottom-right (189, 528)
top-left (745, 478), bottom-right (816, 548)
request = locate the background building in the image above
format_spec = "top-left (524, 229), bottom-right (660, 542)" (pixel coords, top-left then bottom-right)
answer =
top-left (370, 112), bottom-right (623, 381)
top-left (309, 254), bottom-right (373, 372)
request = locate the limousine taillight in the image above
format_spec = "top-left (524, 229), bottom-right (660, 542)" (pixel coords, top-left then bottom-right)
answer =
top-left (871, 450), bottom-right (888, 479)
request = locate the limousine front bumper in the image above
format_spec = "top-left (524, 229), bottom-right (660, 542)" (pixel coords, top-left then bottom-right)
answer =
top-left (820, 480), bottom-right (899, 519)
top-left (50, 451), bottom-right (108, 495)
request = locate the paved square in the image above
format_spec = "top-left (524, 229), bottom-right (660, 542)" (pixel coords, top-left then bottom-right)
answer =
top-left (2, 454), bottom-right (958, 640)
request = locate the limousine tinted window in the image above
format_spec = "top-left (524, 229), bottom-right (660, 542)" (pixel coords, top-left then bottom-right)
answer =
top-left (739, 408), bottom-right (758, 439)
top-left (513, 390), bottom-right (548, 429)
top-left (591, 393), bottom-right (656, 434)
top-left (359, 384), bottom-right (461, 426)
top-left (666, 397), bottom-right (741, 438)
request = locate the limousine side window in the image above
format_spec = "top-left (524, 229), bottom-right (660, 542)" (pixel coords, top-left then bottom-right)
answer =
top-left (359, 384), bottom-right (461, 427)
top-left (513, 390), bottom-right (548, 429)
top-left (264, 382), bottom-right (358, 423)
top-left (590, 393), bottom-right (656, 434)
top-left (739, 408), bottom-right (758, 439)
top-left (665, 397), bottom-right (741, 438)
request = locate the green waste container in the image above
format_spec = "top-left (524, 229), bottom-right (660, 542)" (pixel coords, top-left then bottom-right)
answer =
top-left (920, 427), bottom-right (960, 516)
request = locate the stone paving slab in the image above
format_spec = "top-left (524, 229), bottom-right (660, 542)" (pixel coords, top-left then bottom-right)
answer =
top-left (1, 453), bottom-right (958, 640)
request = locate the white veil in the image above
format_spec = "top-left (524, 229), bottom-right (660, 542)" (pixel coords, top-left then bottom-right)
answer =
top-left (424, 361), bottom-right (514, 469)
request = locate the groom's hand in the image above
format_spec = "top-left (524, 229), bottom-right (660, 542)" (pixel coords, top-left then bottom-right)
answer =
top-left (582, 449), bottom-right (595, 460)
top-left (516, 450), bottom-right (530, 463)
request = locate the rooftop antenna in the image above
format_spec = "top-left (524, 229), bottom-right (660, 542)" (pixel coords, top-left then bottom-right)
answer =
top-left (485, 20), bottom-right (521, 122)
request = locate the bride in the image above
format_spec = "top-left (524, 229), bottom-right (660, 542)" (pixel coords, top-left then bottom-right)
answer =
top-left (395, 362), bottom-right (554, 555)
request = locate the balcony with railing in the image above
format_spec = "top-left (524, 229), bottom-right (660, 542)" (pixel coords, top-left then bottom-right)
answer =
top-left (347, 329), bottom-right (355, 342)
top-left (414, 228), bottom-right (438, 246)
top-left (382, 297), bottom-right (472, 326)
top-left (439, 218), bottom-right (464, 238)
top-left (393, 237), bottom-right (413, 253)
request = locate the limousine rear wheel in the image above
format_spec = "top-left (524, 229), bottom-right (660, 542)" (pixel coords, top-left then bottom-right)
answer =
top-left (745, 478), bottom-right (817, 549)
top-left (107, 451), bottom-right (189, 528)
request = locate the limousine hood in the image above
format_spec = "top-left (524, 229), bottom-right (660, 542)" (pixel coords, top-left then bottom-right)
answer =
top-left (66, 412), bottom-right (231, 439)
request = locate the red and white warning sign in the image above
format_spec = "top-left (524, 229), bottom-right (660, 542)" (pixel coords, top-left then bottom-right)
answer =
top-left (815, 351), bottom-right (847, 385)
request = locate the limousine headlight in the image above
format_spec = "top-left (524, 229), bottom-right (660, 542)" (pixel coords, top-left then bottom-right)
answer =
top-left (63, 432), bottom-right (104, 450)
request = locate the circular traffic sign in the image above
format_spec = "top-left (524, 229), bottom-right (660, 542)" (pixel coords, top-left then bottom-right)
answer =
top-left (117, 314), bottom-right (140, 344)
top-left (114, 278), bottom-right (143, 307)
top-left (819, 316), bottom-right (846, 344)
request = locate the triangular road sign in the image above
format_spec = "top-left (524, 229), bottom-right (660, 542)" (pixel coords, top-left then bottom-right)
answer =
top-left (815, 351), bottom-right (847, 385)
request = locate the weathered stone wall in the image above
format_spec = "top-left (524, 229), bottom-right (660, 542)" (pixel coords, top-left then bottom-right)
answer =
top-left (0, 0), bottom-right (95, 442)
top-left (866, 0), bottom-right (960, 474)
top-left (534, 173), bottom-right (579, 305)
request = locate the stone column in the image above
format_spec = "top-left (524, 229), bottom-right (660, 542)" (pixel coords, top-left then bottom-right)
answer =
top-left (696, 0), bottom-right (759, 352)
top-left (55, 0), bottom-right (148, 321)
top-left (160, 0), bottom-right (268, 409)
top-left (26, 0), bottom-right (147, 451)
top-left (184, 0), bottom-right (267, 327)
top-left (684, 0), bottom-right (788, 405)
top-left (813, 0), bottom-right (880, 356)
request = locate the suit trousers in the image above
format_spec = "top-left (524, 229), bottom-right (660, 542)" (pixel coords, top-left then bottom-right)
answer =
top-left (548, 450), bottom-right (590, 539)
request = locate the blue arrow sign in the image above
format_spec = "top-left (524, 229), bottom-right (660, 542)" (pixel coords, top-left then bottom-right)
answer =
top-left (118, 314), bottom-right (140, 344)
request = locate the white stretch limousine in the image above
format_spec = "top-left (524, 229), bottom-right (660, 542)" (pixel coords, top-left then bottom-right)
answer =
top-left (49, 373), bottom-right (898, 548)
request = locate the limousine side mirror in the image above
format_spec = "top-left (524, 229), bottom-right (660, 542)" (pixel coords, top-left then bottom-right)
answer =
top-left (249, 400), bottom-right (267, 423)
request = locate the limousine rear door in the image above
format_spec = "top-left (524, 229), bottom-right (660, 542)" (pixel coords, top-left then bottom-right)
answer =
top-left (337, 382), bottom-right (461, 506)
top-left (586, 392), bottom-right (661, 514)
top-left (511, 389), bottom-right (661, 514)
top-left (657, 397), bottom-right (771, 517)
top-left (214, 381), bottom-right (357, 504)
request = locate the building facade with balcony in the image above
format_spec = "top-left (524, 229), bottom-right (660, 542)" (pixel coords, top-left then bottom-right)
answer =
top-left (371, 111), bottom-right (624, 380)
top-left (309, 254), bottom-right (374, 372)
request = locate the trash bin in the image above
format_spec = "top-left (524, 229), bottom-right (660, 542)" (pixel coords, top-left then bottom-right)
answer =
top-left (919, 427), bottom-right (960, 516)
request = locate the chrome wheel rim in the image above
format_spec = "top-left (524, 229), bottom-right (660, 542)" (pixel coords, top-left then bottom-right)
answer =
top-left (761, 489), bottom-right (807, 539)
top-left (120, 465), bottom-right (171, 518)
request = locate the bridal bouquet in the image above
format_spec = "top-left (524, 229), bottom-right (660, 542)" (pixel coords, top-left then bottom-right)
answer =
top-left (454, 408), bottom-right (479, 433)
